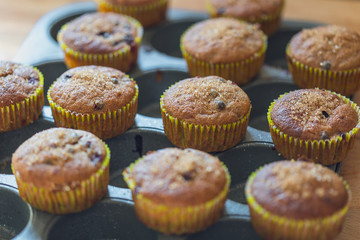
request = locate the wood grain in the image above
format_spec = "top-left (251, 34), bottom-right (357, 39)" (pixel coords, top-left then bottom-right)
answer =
top-left (0, 0), bottom-right (360, 239)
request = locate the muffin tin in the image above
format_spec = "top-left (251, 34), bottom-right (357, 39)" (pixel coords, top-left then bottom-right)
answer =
top-left (2, 1), bottom-right (341, 239)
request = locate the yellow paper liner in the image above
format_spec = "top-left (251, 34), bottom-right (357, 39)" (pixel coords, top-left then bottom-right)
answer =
top-left (160, 95), bottom-right (251, 152)
top-left (12, 144), bottom-right (110, 214)
top-left (57, 17), bottom-right (143, 72)
top-left (96, 0), bottom-right (168, 27)
top-left (180, 34), bottom-right (267, 86)
top-left (286, 46), bottom-right (360, 96)
top-left (245, 166), bottom-right (350, 240)
top-left (205, 0), bottom-right (285, 36)
top-left (123, 159), bottom-right (231, 235)
top-left (0, 68), bottom-right (44, 132)
top-left (48, 83), bottom-right (138, 140)
top-left (267, 90), bottom-right (360, 165)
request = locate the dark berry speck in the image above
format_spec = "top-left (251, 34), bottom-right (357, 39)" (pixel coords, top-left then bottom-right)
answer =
top-left (217, 100), bottom-right (226, 110)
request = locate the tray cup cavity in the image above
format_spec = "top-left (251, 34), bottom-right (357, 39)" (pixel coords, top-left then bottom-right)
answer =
top-left (216, 142), bottom-right (284, 204)
top-left (0, 186), bottom-right (31, 239)
top-left (46, 199), bottom-right (157, 240)
top-left (244, 82), bottom-right (298, 132)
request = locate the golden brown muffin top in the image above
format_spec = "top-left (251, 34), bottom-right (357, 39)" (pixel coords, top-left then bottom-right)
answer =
top-left (270, 89), bottom-right (358, 140)
top-left (59, 12), bottom-right (142, 54)
top-left (209, 0), bottom-right (284, 20)
top-left (12, 128), bottom-right (107, 190)
top-left (162, 76), bottom-right (251, 125)
top-left (0, 61), bottom-right (40, 107)
top-left (105, 0), bottom-right (161, 5)
top-left (128, 148), bottom-right (228, 207)
top-left (49, 65), bottom-right (136, 114)
top-left (288, 25), bottom-right (360, 71)
top-left (182, 18), bottom-right (265, 63)
top-left (250, 160), bottom-right (349, 219)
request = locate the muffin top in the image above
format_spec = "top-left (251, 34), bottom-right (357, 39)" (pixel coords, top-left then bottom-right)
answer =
top-left (209, 0), bottom-right (284, 20)
top-left (105, 0), bottom-right (161, 4)
top-left (270, 89), bottom-right (358, 140)
top-left (59, 12), bottom-right (142, 54)
top-left (288, 25), bottom-right (360, 71)
top-left (0, 61), bottom-right (41, 107)
top-left (250, 160), bottom-right (349, 219)
top-left (182, 18), bottom-right (265, 63)
top-left (12, 128), bottom-right (108, 190)
top-left (162, 76), bottom-right (251, 125)
top-left (49, 65), bottom-right (137, 114)
top-left (126, 148), bottom-right (229, 206)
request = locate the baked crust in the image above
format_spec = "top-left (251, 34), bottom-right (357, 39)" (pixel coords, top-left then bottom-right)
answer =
top-left (162, 76), bottom-right (251, 125)
top-left (130, 148), bottom-right (228, 207)
top-left (50, 65), bottom-right (136, 114)
top-left (182, 18), bottom-right (265, 63)
top-left (270, 89), bottom-right (358, 140)
top-left (288, 25), bottom-right (360, 71)
top-left (12, 128), bottom-right (107, 190)
top-left (250, 160), bottom-right (349, 219)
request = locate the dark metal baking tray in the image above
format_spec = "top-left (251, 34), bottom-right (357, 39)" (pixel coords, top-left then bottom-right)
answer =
top-left (0, 1), bottom-right (336, 239)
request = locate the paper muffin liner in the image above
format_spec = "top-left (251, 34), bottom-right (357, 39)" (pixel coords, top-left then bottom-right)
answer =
top-left (245, 167), bottom-right (350, 240)
top-left (123, 159), bottom-right (231, 235)
top-left (160, 96), bottom-right (251, 152)
top-left (286, 47), bottom-right (360, 96)
top-left (57, 17), bottom-right (143, 72)
top-left (205, 0), bottom-right (284, 36)
top-left (267, 90), bottom-right (360, 165)
top-left (0, 68), bottom-right (44, 132)
top-left (47, 83), bottom-right (138, 140)
top-left (180, 35), bottom-right (267, 86)
top-left (96, 0), bottom-right (168, 27)
top-left (13, 144), bottom-right (110, 214)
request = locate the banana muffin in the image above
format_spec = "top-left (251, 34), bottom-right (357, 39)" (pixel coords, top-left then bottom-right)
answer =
top-left (123, 148), bottom-right (230, 234)
top-left (48, 65), bottom-right (138, 139)
top-left (161, 76), bottom-right (251, 152)
top-left (96, 0), bottom-right (168, 27)
top-left (246, 160), bottom-right (350, 240)
top-left (181, 18), bottom-right (267, 85)
top-left (0, 60), bottom-right (44, 132)
top-left (287, 25), bottom-right (360, 96)
top-left (268, 88), bottom-right (360, 164)
top-left (206, 0), bottom-right (285, 35)
top-left (12, 128), bottom-right (110, 214)
top-left (57, 12), bottom-right (143, 72)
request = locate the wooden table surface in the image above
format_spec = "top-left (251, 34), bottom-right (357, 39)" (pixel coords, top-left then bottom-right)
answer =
top-left (0, 0), bottom-right (359, 239)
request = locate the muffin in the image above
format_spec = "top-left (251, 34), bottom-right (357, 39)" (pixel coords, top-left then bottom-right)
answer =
top-left (12, 128), bottom-right (110, 214)
top-left (96, 0), bottom-right (168, 27)
top-left (287, 25), bottom-right (360, 96)
top-left (181, 18), bottom-right (267, 85)
top-left (0, 60), bottom-right (44, 132)
top-left (123, 148), bottom-right (230, 235)
top-left (57, 12), bottom-right (143, 72)
top-left (206, 0), bottom-right (285, 35)
top-left (48, 66), bottom-right (138, 139)
top-left (160, 76), bottom-right (251, 152)
top-left (245, 160), bottom-right (350, 240)
top-left (268, 88), bottom-right (360, 165)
